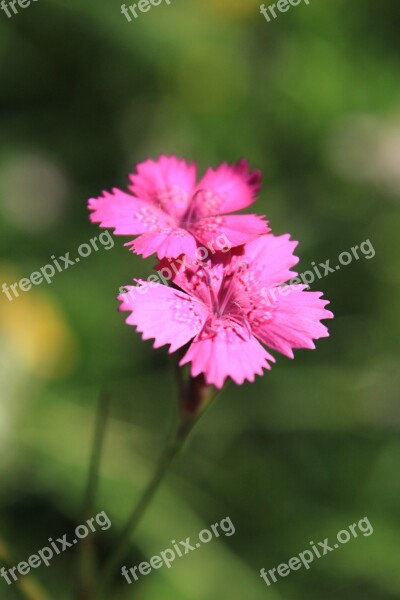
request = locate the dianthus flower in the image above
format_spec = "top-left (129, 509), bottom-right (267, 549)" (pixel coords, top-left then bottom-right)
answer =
top-left (88, 155), bottom-right (267, 260)
top-left (118, 234), bottom-right (333, 388)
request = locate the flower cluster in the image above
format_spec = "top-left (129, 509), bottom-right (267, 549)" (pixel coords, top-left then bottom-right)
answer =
top-left (88, 155), bottom-right (333, 388)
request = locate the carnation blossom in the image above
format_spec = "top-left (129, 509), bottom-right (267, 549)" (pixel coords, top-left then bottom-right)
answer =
top-left (118, 234), bottom-right (334, 388)
top-left (88, 155), bottom-right (268, 260)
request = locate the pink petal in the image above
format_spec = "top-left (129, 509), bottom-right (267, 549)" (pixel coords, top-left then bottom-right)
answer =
top-left (193, 160), bottom-right (261, 216)
top-left (128, 155), bottom-right (197, 220)
top-left (118, 281), bottom-right (208, 353)
top-left (253, 286), bottom-right (334, 358)
top-left (241, 233), bottom-right (300, 289)
top-left (180, 321), bottom-right (275, 388)
top-left (191, 214), bottom-right (269, 249)
top-left (88, 188), bottom-right (172, 235)
top-left (127, 227), bottom-right (198, 259)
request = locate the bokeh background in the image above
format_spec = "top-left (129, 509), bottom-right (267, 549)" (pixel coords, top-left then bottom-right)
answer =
top-left (1, 0), bottom-right (400, 598)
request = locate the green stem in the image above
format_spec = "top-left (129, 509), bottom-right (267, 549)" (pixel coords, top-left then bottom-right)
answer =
top-left (93, 374), bottom-right (217, 599)
top-left (77, 390), bottom-right (111, 600)
top-left (0, 538), bottom-right (51, 600)
top-left (94, 417), bottom-right (195, 597)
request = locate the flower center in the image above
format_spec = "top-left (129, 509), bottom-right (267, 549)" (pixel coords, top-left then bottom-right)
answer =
top-left (216, 260), bottom-right (248, 317)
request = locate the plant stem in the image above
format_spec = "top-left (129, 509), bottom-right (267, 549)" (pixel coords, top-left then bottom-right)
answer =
top-left (0, 538), bottom-right (51, 600)
top-left (77, 390), bottom-right (111, 600)
top-left (92, 374), bottom-right (217, 599)
top-left (94, 417), bottom-right (194, 597)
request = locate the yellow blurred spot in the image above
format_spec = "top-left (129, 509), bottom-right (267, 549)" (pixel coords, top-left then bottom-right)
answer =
top-left (0, 266), bottom-right (77, 379)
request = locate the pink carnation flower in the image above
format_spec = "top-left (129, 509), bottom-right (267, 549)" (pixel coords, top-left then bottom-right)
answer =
top-left (118, 234), bottom-right (334, 388)
top-left (88, 155), bottom-right (268, 260)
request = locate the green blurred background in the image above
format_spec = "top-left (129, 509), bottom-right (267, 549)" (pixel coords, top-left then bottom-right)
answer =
top-left (1, 0), bottom-right (400, 598)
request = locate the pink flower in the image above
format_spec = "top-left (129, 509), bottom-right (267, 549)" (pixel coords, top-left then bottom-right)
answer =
top-left (88, 155), bottom-right (268, 260)
top-left (118, 234), bottom-right (334, 388)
